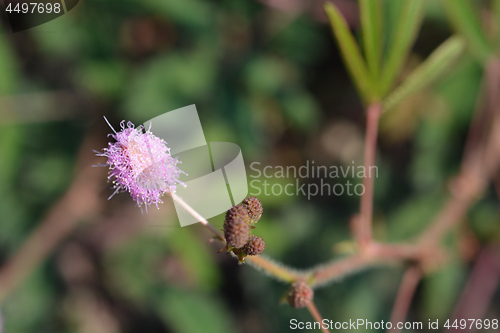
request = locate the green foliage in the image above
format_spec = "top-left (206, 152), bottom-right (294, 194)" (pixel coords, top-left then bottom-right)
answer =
top-left (77, 61), bottom-right (127, 98)
top-left (379, 0), bottom-right (426, 96)
top-left (245, 56), bottom-right (294, 94)
top-left (0, 33), bottom-right (19, 95)
top-left (386, 191), bottom-right (447, 242)
top-left (124, 49), bottom-right (218, 121)
top-left (3, 267), bottom-right (55, 333)
top-left (359, 0), bottom-right (383, 79)
top-left (469, 200), bottom-right (500, 241)
top-left (141, 0), bottom-right (212, 28)
top-left (158, 289), bottom-right (237, 333)
top-left (384, 36), bottom-right (466, 112)
top-left (168, 228), bottom-right (221, 291)
top-left (421, 261), bottom-right (466, 321)
top-left (441, 0), bottom-right (493, 63)
top-left (324, 2), bottom-right (374, 102)
top-left (325, 0), bottom-right (463, 111)
top-left (281, 90), bottom-right (320, 131)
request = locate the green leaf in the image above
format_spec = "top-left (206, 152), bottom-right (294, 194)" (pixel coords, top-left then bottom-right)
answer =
top-left (383, 36), bottom-right (466, 112)
top-left (380, 0), bottom-right (426, 96)
top-left (324, 2), bottom-right (374, 102)
top-left (360, 0), bottom-right (383, 81)
top-left (441, 0), bottom-right (493, 63)
top-left (383, 0), bottom-right (405, 38)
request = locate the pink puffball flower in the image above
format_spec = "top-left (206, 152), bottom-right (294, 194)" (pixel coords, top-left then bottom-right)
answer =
top-left (95, 117), bottom-right (186, 211)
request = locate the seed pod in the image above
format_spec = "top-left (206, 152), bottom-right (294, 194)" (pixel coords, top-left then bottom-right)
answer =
top-left (242, 196), bottom-right (263, 224)
top-left (225, 204), bottom-right (251, 226)
top-left (242, 235), bottom-right (266, 256)
top-left (224, 206), bottom-right (250, 248)
top-left (287, 281), bottom-right (313, 309)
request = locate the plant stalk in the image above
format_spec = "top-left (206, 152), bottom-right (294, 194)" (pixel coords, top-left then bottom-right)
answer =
top-left (357, 103), bottom-right (382, 247)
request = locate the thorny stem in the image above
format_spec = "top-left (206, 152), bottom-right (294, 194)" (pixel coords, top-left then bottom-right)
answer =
top-left (245, 255), bottom-right (301, 283)
top-left (311, 243), bottom-right (421, 287)
top-left (307, 301), bottom-right (331, 333)
top-left (170, 193), bottom-right (426, 287)
top-left (357, 103), bottom-right (382, 249)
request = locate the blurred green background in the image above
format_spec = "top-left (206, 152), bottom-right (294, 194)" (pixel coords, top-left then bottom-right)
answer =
top-left (0, 0), bottom-right (498, 332)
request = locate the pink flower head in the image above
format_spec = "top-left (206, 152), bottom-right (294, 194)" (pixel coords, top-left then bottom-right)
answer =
top-left (95, 117), bottom-right (185, 211)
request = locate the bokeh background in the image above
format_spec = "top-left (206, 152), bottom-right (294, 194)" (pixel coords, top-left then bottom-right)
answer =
top-left (0, 0), bottom-right (497, 332)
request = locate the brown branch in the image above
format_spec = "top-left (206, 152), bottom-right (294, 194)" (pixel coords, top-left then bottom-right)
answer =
top-left (388, 266), bottom-right (422, 333)
top-left (357, 103), bottom-right (382, 248)
top-left (460, 61), bottom-right (493, 170)
top-left (418, 58), bottom-right (500, 248)
top-left (417, 188), bottom-right (476, 247)
top-left (312, 243), bottom-right (421, 287)
top-left (307, 301), bottom-right (331, 333)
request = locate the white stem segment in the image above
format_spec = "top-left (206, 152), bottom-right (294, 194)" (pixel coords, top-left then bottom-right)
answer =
top-left (170, 192), bottom-right (225, 241)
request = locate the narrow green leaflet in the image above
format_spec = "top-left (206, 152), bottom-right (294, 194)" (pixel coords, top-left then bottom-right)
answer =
top-left (360, 0), bottom-right (383, 81)
top-left (442, 0), bottom-right (493, 63)
top-left (383, 36), bottom-right (466, 112)
top-left (324, 2), bottom-right (374, 102)
top-left (380, 0), bottom-right (426, 96)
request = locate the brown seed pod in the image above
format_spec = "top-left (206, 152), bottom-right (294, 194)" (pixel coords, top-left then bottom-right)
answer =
top-left (242, 235), bottom-right (266, 256)
top-left (224, 205), bottom-right (250, 248)
top-left (287, 281), bottom-right (313, 309)
top-left (225, 204), bottom-right (251, 226)
top-left (241, 196), bottom-right (263, 224)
